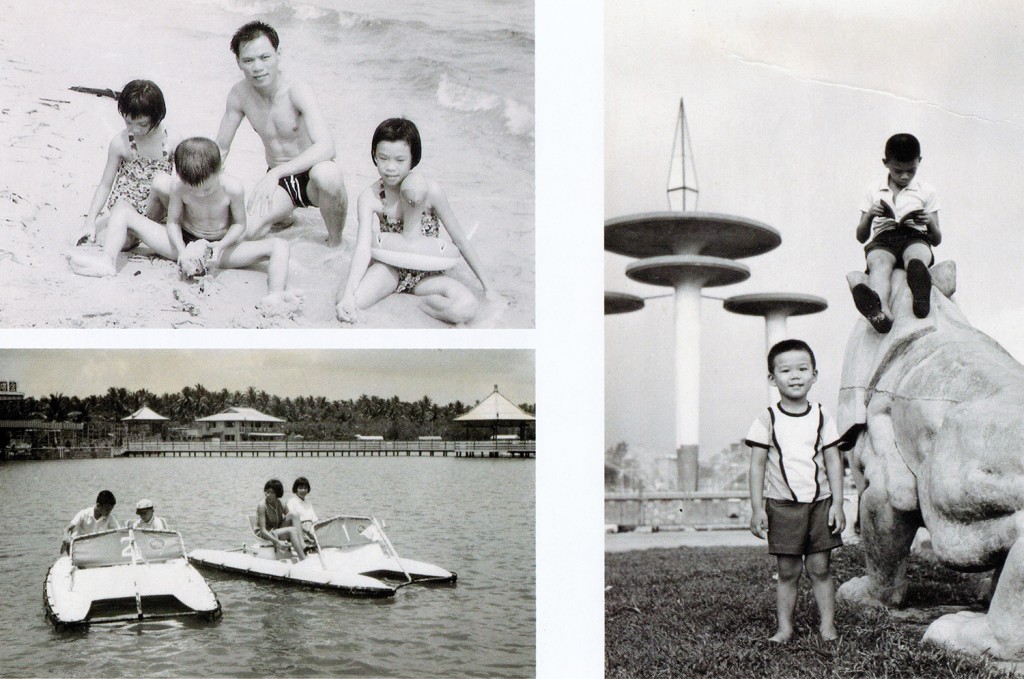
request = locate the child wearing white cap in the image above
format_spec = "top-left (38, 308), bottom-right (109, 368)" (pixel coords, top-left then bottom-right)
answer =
top-left (130, 498), bottom-right (168, 530)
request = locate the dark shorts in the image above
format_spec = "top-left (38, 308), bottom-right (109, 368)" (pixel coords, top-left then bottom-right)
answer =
top-left (864, 228), bottom-right (933, 269)
top-left (766, 497), bottom-right (843, 556)
top-left (181, 229), bottom-right (224, 246)
top-left (275, 169), bottom-right (313, 208)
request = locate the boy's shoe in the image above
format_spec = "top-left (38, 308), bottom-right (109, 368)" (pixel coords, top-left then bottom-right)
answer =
top-left (851, 284), bottom-right (893, 334)
top-left (906, 259), bottom-right (932, 318)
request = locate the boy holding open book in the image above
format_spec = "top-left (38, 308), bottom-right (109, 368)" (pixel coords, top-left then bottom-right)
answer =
top-left (851, 133), bottom-right (941, 333)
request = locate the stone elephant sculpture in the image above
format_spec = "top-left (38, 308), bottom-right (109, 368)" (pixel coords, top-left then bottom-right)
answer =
top-left (837, 261), bottom-right (1024, 661)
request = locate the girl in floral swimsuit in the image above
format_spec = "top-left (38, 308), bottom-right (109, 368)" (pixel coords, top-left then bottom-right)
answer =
top-left (377, 182), bottom-right (444, 293)
top-left (76, 80), bottom-right (180, 247)
top-left (336, 118), bottom-right (490, 325)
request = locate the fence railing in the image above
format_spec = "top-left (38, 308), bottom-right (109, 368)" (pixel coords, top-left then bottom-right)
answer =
top-left (122, 439), bottom-right (535, 457)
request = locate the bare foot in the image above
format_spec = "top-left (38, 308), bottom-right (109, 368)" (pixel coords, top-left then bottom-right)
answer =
top-left (820, 624), bottom-right (839, 641)
top-left (768, 629), bottom-right (793, 643)
top-left (69, 252), bottom-right (116, 277)
top-left (419, 292), bottom-right (479, 325)
top-left (258, 290), bottom-right (304, 318)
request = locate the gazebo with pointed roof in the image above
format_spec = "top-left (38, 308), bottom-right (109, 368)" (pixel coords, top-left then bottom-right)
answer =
top-left (454, 385), bottom-right (535, 440)
top-left (122, 406), bottom-right (169, 422)
top-left (121, 405), bottom-right (170, 444)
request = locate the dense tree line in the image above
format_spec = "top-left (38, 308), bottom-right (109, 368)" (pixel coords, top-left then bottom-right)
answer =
top-left (0, 386), bottom-right (536, 441)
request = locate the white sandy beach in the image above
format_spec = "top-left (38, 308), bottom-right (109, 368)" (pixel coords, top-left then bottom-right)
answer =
top-left (0, 0), bottom-right (534, 329)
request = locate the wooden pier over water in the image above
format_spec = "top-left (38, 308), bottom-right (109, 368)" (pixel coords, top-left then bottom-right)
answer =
top-left (121, 439), bottom-right (535, 458)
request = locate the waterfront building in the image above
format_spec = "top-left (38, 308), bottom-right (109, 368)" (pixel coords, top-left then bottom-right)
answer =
top-left (194, 407), bottom-right (287, 442)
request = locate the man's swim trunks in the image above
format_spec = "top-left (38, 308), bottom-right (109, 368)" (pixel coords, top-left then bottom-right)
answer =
top-left (275, 169), bottom-right (313, 208)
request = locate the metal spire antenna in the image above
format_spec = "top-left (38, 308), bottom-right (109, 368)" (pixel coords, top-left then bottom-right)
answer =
top-left (666, 98), bottom-right (699, 211)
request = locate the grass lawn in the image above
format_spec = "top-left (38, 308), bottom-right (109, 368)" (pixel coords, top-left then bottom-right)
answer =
top-left (606, 542), bottom-right (1016, 678)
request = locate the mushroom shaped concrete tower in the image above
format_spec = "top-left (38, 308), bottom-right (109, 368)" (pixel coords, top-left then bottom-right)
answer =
top-left (605, 291), bottom-right (646, 315)
top-left (605, 211), bottom-right (781, 491)
top-left (724, 293), bottom-right (828, 403)
top-left (723, 293), bottom-right (829, 351)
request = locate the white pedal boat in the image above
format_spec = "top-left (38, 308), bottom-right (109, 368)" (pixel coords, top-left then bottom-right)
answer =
top-left (188, 514), bottom-right (456, 598)
top-left (45, 528), bottom-right (222, 628)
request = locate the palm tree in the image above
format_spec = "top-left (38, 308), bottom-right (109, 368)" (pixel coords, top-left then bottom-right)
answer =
top-left (101, 386), bottom-right (131, 420)
top-left (42, 392), bottom-right (72, 422)
top-left (130, 389), bottom-right (156, 412)
top-left (191, 384), bottom-right (212, 418)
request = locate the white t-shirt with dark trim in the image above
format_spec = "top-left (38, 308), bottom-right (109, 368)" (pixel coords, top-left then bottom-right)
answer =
top-left (859, 176), bottom-right (940, 239)
top-left (745, 402), bottom-right (840, 503)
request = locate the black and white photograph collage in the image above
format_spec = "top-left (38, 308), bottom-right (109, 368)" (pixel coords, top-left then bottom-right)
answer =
top-left (6, 0), bottom-right (1024, 677)
top-left (0, 1), bottom-right (599, 677)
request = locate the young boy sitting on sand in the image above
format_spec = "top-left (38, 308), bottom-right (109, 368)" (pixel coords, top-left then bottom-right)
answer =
top-left (70, 137), bottom-right (300, 313)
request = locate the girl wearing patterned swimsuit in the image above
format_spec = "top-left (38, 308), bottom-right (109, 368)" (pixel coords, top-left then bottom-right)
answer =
top-left (77, 80), bottom-right (181, 246)
top-left (377, 182), bottom-right (445, 293)
top-left (336, 118), bottom-right (490, 325)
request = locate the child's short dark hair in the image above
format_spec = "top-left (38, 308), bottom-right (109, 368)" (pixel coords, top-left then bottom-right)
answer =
top-left (174, 137), bottom-right (221, 186)
top-left (96, 490), bottom-right (116, 507)
top-left (767, 339), bottom-right (817, 374)
top-left (117, 80), bottom-right (166, 129)
top-left (264, 479), bottom-right (284, 498)
top-left (231, 21), bottom-right (279, 56)
top-left (292, 477), bottom-right (311, 493)
top-left (884, 133), bottom-right (921, 162)
top-left (371, 118), bottom-right (422, 169)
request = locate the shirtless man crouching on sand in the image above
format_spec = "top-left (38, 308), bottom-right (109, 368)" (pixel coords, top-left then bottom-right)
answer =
top-left (217, 21), bottom-right (348, 247)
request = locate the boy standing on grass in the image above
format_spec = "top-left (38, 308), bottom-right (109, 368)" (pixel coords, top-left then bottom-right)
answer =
top-left (746, 339), bottom-right (846, 642)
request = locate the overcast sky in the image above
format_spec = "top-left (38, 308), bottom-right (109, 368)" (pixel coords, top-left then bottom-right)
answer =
top-left (606, 0), bottom-right (1024, 469)
top-left (0, 349), bottom-right (534, 405)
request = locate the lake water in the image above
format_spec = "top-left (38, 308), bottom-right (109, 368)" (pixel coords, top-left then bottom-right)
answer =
top-left (0, 457), bottom-right (534, 677)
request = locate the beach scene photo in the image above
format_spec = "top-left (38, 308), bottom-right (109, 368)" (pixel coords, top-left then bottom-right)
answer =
top-left (0, 0), bottom-right (534, 328)
top-left (0, 348), bottom-right (535, 677)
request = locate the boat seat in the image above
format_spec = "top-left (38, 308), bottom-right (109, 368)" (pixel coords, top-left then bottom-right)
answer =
top-left (246, 515), bottom-right (316, 554)
top-left (246, 515), bottom-right (276, 546)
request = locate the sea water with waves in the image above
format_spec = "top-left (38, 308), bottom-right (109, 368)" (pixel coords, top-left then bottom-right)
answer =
top-left (44, 0), bottom-right (534, 325)
top-left (196, 0), bottom-right (535, 165)
top-left (0, 457), bottom-right (534, 677)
